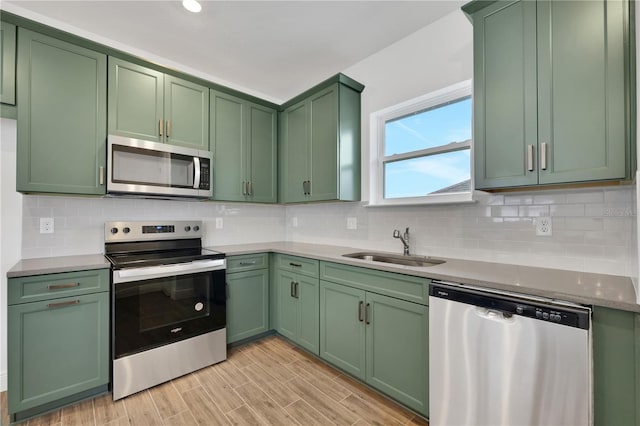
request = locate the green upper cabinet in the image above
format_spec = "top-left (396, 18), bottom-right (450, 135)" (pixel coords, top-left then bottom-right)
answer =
top-left (467, 0), bottom-right (633, 189)
top-left (279, 76), bottom-right (363, 203)
top-left (16, 28), bottom-right (107, 195)
top-left (1, 21), bottom-right (16, 105)
top-left (108, 57), bottom-right (209, 150)
top-left (210, 90), bottom-right (277, 203)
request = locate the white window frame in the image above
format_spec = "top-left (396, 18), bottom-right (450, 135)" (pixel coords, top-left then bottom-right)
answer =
top-left (368, 80), bottom-right (474, 206)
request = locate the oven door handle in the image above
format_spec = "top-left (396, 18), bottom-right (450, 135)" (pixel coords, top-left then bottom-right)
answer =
top-left (193, 157), bottom-right (201, 189)
top-left (113, 259), bottom-right (225, 283)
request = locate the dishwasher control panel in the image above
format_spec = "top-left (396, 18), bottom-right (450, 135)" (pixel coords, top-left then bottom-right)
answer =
top-left (430, 282), bottom-right (591, 330)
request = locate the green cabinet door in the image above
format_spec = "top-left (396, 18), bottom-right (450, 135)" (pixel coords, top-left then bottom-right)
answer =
top-left (366, 292), bottom-right (429, 417)
top-left (468, 0), bottom-right (632, 189)
top-left (210, 90), bottom-right (245, 201)
top-left (280, 100), bottom-right (309, 203)
top-left (210, 91), bottom-right (277, 203)
top-left (8, 292), bottom-right (110, 415)
top-left (537, 0), bottom-right (628, 184)
top-left (226, 268), bottom-right (269, 343)
top-left (164, 75), bottom-right (209, 150)
top-left (276, 269), bottom-right (299, 342)
top-left (308, 85), bottom-right (338, 202)
top-left (296, 274), bottom-right (320, 355)
top-left (17, 29), bottom-right (107, 195)
top-left (472, 0), bottom-right (538, 189)
top-left (247, 102), bottom-right (277, 203)
top-left (108, 57), bottom-right (163, 142)
top-left (1, 21), bottom-right (16, 105)
top-left (592, 307), bottom-right (639, 425)
top-left (319, 280), bottom-right (366, 380)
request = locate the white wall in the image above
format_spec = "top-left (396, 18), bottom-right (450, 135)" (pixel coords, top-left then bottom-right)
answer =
top-left (286, 9), bottom-right (638, 278)
top-left (0, 118), bottom-right (23, 391)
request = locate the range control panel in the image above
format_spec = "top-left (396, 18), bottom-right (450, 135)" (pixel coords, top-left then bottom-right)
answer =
top-left (105, 221), bottom-right (203, 243)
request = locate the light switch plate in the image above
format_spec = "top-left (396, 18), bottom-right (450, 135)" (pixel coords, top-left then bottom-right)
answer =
top-left (215, 217), bottom-right (223, 229)
top-left (347, 217), bottom-right (357, 230)
top-left (292, 217), bottom-right (298, 228)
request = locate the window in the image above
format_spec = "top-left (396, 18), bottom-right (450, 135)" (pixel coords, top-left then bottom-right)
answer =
top-left (370, 80), bottom-right (473, 205)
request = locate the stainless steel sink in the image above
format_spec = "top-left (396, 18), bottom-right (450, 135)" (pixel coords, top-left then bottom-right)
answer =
top-left (342, 251), bottom-right (446, 267)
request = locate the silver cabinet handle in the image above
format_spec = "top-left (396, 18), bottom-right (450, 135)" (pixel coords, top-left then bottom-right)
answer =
top-left (47, 299), bottom-right (80, 309)
top-left (540, 142), bottom-right (548, 170)
top-left (248, 181), bottom-right (253, 196)
top-left (290, 281), bottom-right (295, 298)
top-left (358, 301), bottom-right (364, 322)
top-left (166, 120), bottom-right (171, 137)
top-left (526, 144), bottom-right (535, 172)
top-left (48, 282), bottom-right (80, 290)
top-left (193, 157), bottom-right (201, 189)
top-left (365, 303), bottom-right (371, 324)
top-left (242, 181), bottom-right (247, 196)
top-left (159, 119), bottom-right (163, 137)
top-left (307, 180), bottom-right (311, 196)
top-left (302, 181), bottom-right (307, 195)
top-left (99, 166), bottom-right (104, 185)
top-left (294, 282), bottom-right (299, 298)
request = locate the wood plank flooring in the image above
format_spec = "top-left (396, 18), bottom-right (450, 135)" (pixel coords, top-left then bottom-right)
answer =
top-left (1, 336), bottom-right (428, 426)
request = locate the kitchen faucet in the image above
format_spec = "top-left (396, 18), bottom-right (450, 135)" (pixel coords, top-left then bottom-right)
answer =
top-left (393, 227), bottom-right (410, 256)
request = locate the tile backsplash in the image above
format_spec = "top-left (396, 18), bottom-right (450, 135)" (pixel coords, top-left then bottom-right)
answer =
top-left (20, 186), bottom-right (637, 277)
top-left (21, 196), bottom-right (285, 259)
top-left (286, 186), bottom-right (637, 277)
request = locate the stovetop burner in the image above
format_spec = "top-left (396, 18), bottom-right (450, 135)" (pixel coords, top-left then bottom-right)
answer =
top-left (104, 220), bottom-right (224, 269)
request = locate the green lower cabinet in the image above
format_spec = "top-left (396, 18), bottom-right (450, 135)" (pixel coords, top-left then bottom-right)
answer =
top-left (1, 21), bottom-right (16, 106)
top-left (319, 280), bottom-right (429, 417)
top-left (226, 268), bottom-right (269, 343)
top-left (8, 292), bottom-right (110, 417)
top-left (275, 269), bottom-right (319, 355)
top-left (592, 307), bottom-right (639, 425)
top-left (319, 281), bottom-right (366, 380)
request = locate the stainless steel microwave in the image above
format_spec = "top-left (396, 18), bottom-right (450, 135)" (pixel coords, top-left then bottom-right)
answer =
top-left (107, 135), bottom-right (213, 199)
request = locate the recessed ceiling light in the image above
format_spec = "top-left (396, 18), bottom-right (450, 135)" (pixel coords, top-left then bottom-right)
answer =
top-left (182, 0), bottom-right (202, 13)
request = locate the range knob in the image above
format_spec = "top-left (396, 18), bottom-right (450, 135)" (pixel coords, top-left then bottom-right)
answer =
top-left (184, 226), bottom-right (191, 232)
top-left (110, 227), bottom-right (118, 234)
top-left (193, 225), bottom-right (200, 232)
top-left (515, 306), bottom-right (524, 315)
top-left (123, 227), bottom-right (130, 234)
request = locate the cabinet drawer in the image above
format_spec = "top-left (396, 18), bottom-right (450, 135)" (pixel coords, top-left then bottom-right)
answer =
top-left (320, 262), bottom-right (429, 305)
top-left (8, 269), bottom-right (110, 305)
top-left (276, 254), bottom-right (319, 277)
top-left (226, 253), bottom-right (269, 273)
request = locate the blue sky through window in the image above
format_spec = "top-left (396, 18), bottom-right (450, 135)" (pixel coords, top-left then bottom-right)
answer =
top-left (384, 97), bottom-right (472, 198)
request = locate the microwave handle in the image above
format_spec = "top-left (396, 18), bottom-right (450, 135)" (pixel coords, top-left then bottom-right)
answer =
top-left (193, 157), bottom-right (201, 189)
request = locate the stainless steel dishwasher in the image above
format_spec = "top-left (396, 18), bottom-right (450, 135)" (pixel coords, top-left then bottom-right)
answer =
top-left (429, 281), bottom-right (592, 426)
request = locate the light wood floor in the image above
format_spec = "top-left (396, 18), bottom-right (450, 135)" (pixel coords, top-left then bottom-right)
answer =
top-left (1, 335), bottom-right (428, 426)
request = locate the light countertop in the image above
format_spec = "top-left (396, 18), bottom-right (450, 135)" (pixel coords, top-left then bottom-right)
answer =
top-left (6, 243), bottom-right (639, 313)
top-left (7, 254), bottom-right (111, 278)
top-left (208, 241), bottom-right (640, 313)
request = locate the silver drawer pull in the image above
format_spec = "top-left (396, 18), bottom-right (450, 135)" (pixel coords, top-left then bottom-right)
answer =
top-left (540, 142), bottom-right (548, 170)
top-left (48, 282), bottom-right (80, 290)
top-left (47, 300), bottom-right (80, 309)
top-left (289, 262), bottom-right (302, 267)
top-left (239, 261), bottom-right (256, 266)
top-left (527, 144), bottom-right (535, 172)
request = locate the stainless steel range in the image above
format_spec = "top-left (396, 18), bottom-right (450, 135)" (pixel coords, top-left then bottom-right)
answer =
top-left (105, 220), bottom-right (226, 400)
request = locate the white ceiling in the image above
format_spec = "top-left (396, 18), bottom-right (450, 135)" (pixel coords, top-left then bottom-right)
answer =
top-left (3, 1), bottom-right (464, 103)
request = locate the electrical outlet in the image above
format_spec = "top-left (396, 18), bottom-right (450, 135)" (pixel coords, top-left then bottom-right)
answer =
top-left (215, 217), bottom-right (223, 229)
top-left (536, 217), bottom-right (552, 236)
top-left (347, 217), bottom-right (357, 230)
top-left (292, 217), bottom-right (298, 228)
top-left (40, 217), bottom-right (54, 234)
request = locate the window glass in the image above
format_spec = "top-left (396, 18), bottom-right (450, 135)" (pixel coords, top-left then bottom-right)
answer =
top-left (384, 149), bottom-right (471, 198)
top-left (384, 97), bottom-right (472, 156)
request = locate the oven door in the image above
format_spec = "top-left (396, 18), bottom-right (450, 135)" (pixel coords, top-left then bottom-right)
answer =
top-left (113, 266), bottom-right (225, 359)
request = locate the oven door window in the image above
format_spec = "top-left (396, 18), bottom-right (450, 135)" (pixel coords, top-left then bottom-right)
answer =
top-left (114, 269), bottom-right (225, 358)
